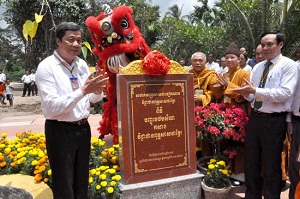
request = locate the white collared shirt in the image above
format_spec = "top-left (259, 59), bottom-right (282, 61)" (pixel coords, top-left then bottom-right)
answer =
top-left (30, 73), bottom-right (36, 82)
top-left (245, 54), bottom-right (298, 113)
top-left (36, 50), bottom-right (103, 121)
top-left (206, 61), bottom-right (221, 73)
top-left (21, 74), bottom-right (32, 84)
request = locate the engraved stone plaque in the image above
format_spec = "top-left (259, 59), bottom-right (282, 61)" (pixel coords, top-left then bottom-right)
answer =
top-left (117, 74), bottom-right (196, 184)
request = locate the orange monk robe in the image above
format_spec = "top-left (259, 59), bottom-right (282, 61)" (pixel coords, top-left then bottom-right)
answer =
top-left (189, 68), bottom-right (223, 107)
top-left (223, 66), bottom-right (250, 115)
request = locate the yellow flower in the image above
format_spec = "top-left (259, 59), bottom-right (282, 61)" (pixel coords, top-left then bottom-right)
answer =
top-left (96, 185), bottom-right (101, 190)
top-left (221, 169), bottom-right (228, 175)
top-left (217, 160), bottom-right (226, 167)
top-left (114, 175), bottom-right (121, 181)
top-left (4, 147), bottom-right (11, 155)
top-left (110, 181), bottom-right (116, 186)
top-left (108, 169), bottom-right (116, 174)
top-left (47, 169), bottom-right (52, 176)
top-left (107, 187), bottom-right (114, 193)
top-left (1, 133), bottom-right (7, 139)
top-left (89, 177), bottom-right (93, 183)
top-left (90, 169), bottom-right (96, 175)
top-left (208, 164), bottom-right (215, 169)
top-left (100, 174), bottom-right (106, 180)
top-left (100, 181), bottom-right (107, 187)
top-left (108, 147), bottom-right (115, 153)
top-left (31, 160), bottom-right (38, 166)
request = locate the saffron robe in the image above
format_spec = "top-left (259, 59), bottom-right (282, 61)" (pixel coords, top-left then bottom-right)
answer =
top-left (223, 66), bottom-right (250, 116)
top-left (189, 68), bottom-right (223, 107)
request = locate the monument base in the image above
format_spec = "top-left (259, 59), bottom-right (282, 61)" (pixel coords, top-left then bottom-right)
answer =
top-left (120, 172), bottom-right (204, 199)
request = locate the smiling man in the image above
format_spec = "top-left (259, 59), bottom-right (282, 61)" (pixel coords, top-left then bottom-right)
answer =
top-left (232, 30), bottom-right (298, 199)
top-left (36, 22), bottom-right (108, 199)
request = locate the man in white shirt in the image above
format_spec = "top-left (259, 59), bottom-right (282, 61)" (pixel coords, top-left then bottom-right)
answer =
top-left (205, 53), bottom-right (221, 73)
top-left (21, 70), bottom-right (32, 97)
top-left (288, 49), bottom-right (300, 198)
top-left (36, 22), bottom-right (108, 199)
top-left (232, 30), bottom-right (298, 199)
top-left (30, 69), bottom-right (38, 96)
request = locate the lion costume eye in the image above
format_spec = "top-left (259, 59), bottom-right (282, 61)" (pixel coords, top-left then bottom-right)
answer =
top-left (121, 18), bottom-right (129, 29)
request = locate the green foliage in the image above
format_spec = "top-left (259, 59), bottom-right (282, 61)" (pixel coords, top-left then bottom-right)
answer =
top-left (152, 16), bottom-right (226, 61)
top-left (5, 69), bottom-right (25, 82)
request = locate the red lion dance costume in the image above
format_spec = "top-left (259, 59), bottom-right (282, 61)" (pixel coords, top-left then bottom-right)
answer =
top-left (86, 5), bottom-right (186, 144)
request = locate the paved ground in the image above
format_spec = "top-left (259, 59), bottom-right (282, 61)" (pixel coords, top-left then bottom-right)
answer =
top-left (0, 82), bottom-right (290, 198)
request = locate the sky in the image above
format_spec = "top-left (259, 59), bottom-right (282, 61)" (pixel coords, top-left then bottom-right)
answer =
top-left (151, 0), bottom-right (216, 17)
top-left (0, 4), bottom-right (8, 29)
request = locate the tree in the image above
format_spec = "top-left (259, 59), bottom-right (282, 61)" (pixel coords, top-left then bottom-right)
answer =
top-left (165, 4), bottom-right (183, 20)
top-left (3, 0), bottom-right (90, 69)
top-left (153, 16), bottom-right (226, 62)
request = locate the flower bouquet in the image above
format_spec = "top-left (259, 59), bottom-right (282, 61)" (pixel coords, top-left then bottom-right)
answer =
top-left (195, 103), bottom-right (248, 159)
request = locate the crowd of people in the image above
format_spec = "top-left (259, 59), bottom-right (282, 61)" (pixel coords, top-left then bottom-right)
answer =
top-left (189, 30), bottom-right (300, 199)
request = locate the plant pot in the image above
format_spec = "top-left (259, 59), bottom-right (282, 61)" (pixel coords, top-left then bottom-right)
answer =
top-left (197, 156), bottom-right (231, 175)
top-left (201, 180), bottom-right (232, 199)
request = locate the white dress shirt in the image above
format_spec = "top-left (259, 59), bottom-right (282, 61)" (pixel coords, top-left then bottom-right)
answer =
top-left (206, 61), bottom-right (221, 73)
top-left (245, 54), bottom-right (298, 113)
top-left (21, 74), bottom-right (32, 84)
top-left (30, 73), bottom-right (36, 82)
top-left (36, 50), bottom-right (103, 122)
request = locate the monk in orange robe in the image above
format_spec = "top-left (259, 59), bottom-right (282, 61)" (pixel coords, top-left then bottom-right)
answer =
top-left (188, 52), bottom-right (223, 107)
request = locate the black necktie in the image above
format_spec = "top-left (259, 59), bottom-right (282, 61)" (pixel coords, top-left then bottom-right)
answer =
top-left (254, 61), bottom-right (272, 111)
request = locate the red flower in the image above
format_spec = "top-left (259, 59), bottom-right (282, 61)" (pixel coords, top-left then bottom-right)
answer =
top-left (195, 103), bottom-right (248, 158)
top-left (142, 50), bottom-right (170, 76)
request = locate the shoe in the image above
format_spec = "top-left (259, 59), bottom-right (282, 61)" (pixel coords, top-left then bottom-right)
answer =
top-left (21, 95), bottom-right (25, 97)
top-left (281, 180), bottom-right (286, 190)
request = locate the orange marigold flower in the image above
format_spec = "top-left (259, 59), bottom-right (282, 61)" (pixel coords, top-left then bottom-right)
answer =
top-left (0, 162), bottom-right (7, 167)
top-left (34, 174), bottom-right (42, 182)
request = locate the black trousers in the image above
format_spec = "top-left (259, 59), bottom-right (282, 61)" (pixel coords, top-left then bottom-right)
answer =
top-left (22, 83), bottom-right (31, 96)
top-left (31, 82), bottom-right (38, 95)
top-left (289, 115), bottom-right (300, 199)
top-left (45, 120), bottom-right (91, 199)
top-left (245, 112), bottom-right (287, 199)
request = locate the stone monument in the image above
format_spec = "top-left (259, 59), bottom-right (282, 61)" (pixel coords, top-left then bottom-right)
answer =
top-left (117, 74), bottom-right (202, 199)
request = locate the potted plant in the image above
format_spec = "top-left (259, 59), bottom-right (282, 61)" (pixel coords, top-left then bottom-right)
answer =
top-left (195, 103), bottom-right (248, 174)
top-left (201, 158), bottom-right (232, 199)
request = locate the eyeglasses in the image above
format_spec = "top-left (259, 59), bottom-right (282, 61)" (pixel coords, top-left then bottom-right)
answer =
top-left (65, 38), bottom-right (83, 45)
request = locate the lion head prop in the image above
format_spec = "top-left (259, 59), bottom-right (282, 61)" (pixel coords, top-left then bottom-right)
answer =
top-left (86, 4), bottom-right (187, 144)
